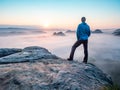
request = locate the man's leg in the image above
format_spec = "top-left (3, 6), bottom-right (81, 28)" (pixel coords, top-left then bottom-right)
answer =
top-left (83, 40), bottom-right (88, 63)
top-left (68, 40), bottom-right (82, 60)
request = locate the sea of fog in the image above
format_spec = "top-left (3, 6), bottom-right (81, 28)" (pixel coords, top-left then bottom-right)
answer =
top-left (0, 28), bottom-right (120, 85)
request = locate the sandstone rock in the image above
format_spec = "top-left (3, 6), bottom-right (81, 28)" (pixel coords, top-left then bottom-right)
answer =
top-left (112, 29), bottom-right (120, 36)
top-left (0, 48), bottom-right (22, 58)
top-left (0, 59), bottom-right (113, 90)
top-left (53, 32), bottom-right (65, 36)
top-left (0, 46), bottom-right (59, 64)
top-left (92, 29), bottom-right (103, 33)
top-left (66, 30), bottom-right (75, 33)
top-left (0, 46), bottom-right (113, 90)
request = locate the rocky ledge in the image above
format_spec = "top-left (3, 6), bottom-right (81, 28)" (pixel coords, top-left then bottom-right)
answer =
top-left (0, 46), bottom-right (113, 90)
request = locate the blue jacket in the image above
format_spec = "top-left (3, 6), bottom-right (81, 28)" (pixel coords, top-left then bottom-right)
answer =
top-left (76, 22), bottom-right (91, 40)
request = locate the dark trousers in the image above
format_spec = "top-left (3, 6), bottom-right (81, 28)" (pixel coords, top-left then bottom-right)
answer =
top-left (69, 40), bottom-right (88, 62)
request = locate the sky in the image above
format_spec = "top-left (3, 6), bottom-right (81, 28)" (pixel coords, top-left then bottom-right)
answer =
top-left (0, 0), bottom-right (120, 30)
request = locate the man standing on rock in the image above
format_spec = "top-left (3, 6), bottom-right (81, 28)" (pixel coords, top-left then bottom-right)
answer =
top-left (67, 17), bottom-right (91, 63)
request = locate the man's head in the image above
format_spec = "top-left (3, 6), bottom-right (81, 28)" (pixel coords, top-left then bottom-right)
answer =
top-left (81, 17), bottom-right (86, 22)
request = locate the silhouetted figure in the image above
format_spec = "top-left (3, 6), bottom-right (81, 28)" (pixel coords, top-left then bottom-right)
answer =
top-left (67, 17), bottom-right (91, 63)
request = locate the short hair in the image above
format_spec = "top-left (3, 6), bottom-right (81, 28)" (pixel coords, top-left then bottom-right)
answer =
top-left (81, 17), bottom-right (86, 22)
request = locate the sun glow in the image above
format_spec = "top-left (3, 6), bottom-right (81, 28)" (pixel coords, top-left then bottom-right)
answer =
top-left (43, 21), bottom-right (50, 28)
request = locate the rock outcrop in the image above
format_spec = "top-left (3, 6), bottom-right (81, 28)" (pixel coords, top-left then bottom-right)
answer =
top-left (0, 46), bottom-right (113, 90)
top-left (92, 29), bottom-right (103, 33)
top-left (112, 29), bottom-right (120, 36)
top-left (66, 30), bottom-right (75, 33)
top-left (0, 46), bottom-right (58, 64)
top-left (0, 48), bottom-right (22, 58)
top-left (53, 32), bottom-right (65, 36)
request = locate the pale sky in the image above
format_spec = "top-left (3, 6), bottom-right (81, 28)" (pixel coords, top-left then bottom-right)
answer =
top-left (0, 0), bottom-right (120, 30)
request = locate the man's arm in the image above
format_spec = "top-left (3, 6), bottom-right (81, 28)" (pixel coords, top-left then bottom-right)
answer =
top-left (88, 26), bottom-right (91, 37)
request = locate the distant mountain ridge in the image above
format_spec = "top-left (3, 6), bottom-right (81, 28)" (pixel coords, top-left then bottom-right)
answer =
top-left (0, 25), bottom-right (42, 30)
top-left (0, 27), bottom-right (41, 30)
top-left (0, 27), bottom-right (28, 30)
top-left (0, 26), bottom-right (45, 36)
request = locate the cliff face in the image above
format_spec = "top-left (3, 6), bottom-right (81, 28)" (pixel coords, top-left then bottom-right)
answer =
top-left (0, 46), bottom-right (113, 90)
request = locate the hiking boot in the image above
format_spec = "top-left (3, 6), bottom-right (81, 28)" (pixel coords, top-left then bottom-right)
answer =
top-left (67, 58), bottom-right (73, 61)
